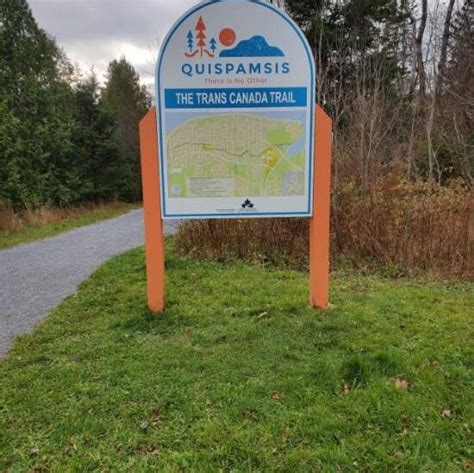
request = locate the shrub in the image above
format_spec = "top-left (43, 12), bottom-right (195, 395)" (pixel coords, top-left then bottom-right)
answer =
top-left (333, 178), bottom-right (471, 277)
top-left (174, 178), bottom-right (472, 278)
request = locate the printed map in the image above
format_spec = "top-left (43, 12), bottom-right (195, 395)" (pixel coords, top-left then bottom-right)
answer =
top-left (166, 114), bottom-right (306, 198)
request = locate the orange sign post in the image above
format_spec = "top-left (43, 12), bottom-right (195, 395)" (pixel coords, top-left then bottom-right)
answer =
top-left (309, 106), bottom-right (333, 309)
top-left (139, 105), bottom-right (332, 312)
top-left (139, 108), bottom-right (165, 312)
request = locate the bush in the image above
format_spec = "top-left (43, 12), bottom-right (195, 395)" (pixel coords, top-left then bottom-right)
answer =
top-left (333, 178), bottom-right (471, 276)
top-left (175, 218), bottom-right (310, 269)
top-left (174, 178), bottom-right (472, 278)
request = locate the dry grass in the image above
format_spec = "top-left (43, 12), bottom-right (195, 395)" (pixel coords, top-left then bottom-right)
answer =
top-left (0, 201), bottom-right (125, 232)
top-left (0, 201), bottom-right (138, 250)
top-left (175, 178), bottom-right (472, 278)
top-left (333, 178), bottom-right (472, 277)
top-left (175, 218), bottom-right (309, 269)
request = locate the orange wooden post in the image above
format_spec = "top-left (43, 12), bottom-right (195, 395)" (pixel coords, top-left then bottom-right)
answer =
top-left (309, 105), bottom-right (333, 309)
top-left (139, 107), bottom-right (165, 312)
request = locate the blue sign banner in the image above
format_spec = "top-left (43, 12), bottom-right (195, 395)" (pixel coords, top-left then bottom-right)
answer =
top-left (164, 87), bottom-right (307, 109)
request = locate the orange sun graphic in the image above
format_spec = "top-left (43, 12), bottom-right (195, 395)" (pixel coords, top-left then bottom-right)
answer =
top-left (219, 28), bottom-right (236, 47)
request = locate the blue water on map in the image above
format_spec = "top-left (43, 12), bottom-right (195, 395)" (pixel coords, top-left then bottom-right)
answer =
top-left (287, 135), bottom-right (305, 156)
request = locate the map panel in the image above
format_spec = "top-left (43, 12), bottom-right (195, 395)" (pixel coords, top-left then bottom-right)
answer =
top-left (166, 113), bottom-right (306, 199)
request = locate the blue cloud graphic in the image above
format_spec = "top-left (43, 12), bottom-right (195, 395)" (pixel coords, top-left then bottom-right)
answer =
top-left (219, 35), bottom-right (284, 58)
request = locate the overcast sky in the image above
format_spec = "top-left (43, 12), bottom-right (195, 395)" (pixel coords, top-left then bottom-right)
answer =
top-left (29, 0), bottom-right (198, 90)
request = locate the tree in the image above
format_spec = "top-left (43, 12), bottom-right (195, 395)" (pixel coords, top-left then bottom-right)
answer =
top-left (285, 0), bottom-right (410, 109)
top-left (0, 0), bottom-right (78, 208)
top-left (444, 0), bottom-right (473, 102)
top-left (101, 58), bottom-right (151, 201)
top-left (411, 0), bottom-right (428, 97)
top-left (72, 73), bottom-right (135, 202)
top-left (436, 0), bottom-right (474, 181)
top-left (435, 0), bottom-right (456, 98)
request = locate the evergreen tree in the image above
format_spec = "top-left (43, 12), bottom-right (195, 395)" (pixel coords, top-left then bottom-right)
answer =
top-left (101, 57), bottom-right (151, 201)
top-left (72, 73), bottom-right (134, 201)
top-left (0, 0), bottom-right (78, 207)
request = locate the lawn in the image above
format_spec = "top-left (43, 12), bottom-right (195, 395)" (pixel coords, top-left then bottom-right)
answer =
top-left (0, 202), bottom-right (138, 250)
top-left (0, 245), bottom-right (472, 471)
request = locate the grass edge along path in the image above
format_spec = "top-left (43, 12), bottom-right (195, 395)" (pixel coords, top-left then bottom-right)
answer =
top-left (0, 246), bottom-right (472, 471)
top-left (0, 202), bottom-right (139, 250)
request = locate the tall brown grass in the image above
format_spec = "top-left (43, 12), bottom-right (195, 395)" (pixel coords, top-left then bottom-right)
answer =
top-left (333, 178), bottom-right (471, 276)
top-left (0, 201), bottom-right (128, 232)
top-left (174, 178), bottom-right (472, 278)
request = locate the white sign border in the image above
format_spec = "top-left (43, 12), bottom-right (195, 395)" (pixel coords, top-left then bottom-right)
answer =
top-left (156, 0), bottom-right (316, 219)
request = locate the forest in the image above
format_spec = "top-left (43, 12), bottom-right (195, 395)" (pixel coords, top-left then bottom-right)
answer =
top-left (177, 0), bottom-right (473, 277)
top-left (0, 0), bottom-right (150, 210)
top-left (1, 0), bottom-right (472, 276)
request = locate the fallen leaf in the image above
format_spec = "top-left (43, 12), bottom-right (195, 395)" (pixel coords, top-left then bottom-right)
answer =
top-left (393, 451), bottom-right (404, 458)
top-left (30, 447), bottom-right (40, 456)
top-left (138, 444), bottom-right (160, 455)
top-left (442, 409), bottom-right (453, 419)
top-left (464, 460), bottom-right (474, 470)
top-left (400, 414), bottom-right (410, 435)
top-left (271, 392), bottom-right (285, 401)
top-left (395, 378), bottom-right (409, 390)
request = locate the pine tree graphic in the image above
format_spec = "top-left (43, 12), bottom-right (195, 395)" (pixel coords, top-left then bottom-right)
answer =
top-left (186, 30), bottom-right (194, 52)
top-left (184, 16), bottom-right (214, 58)
top-left (196, 16), bottom-right (207, 57)
top-left (209, 37), bottom-right (217, 54)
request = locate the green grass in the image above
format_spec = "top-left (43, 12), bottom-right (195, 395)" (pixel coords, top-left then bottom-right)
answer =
top-left (1, 245), bottom-right (472, 471)
top-left (0, 202), bottom-right (138, 250)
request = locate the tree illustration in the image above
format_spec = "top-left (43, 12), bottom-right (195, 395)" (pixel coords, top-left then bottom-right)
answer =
top-left (186, 30), bottom-right (194, 52)
top-left (209, 37), bottom-right (217, 54)
top-left (195, 16), bottom-right (207, 56)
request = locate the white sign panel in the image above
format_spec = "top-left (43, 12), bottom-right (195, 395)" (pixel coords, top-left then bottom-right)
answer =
top-left (156, 0), bottom-right (315, 219)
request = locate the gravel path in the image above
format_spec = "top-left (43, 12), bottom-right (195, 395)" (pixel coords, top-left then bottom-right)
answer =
top-left (0, 209), bottom-right (179, 356)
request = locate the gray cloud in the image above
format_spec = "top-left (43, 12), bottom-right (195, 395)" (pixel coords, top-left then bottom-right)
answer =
top-left (29, 0), bottom-right (197, 87)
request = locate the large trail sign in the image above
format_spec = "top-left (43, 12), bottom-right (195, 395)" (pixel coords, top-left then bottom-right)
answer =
top-left (140, 0), bottom-right (332, 312)
top-left (156, 0), bottom-right (315, 219)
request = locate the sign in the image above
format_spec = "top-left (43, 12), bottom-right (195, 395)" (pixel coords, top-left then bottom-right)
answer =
top-left (156, 0), bottom-right (315, 219)
top-left (140, 2), bottom-right (332, 311)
